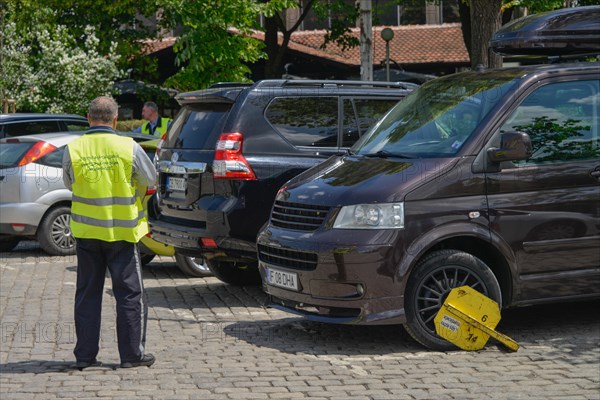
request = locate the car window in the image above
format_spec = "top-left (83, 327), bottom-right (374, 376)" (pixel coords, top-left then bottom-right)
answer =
top-left (342, 98), bottom-right (399, 147)
top-left (499, 80), bottom-right (600, 164)
top-left (37, 146), bottom-right (66, 168)
top-left (168, 103), bottom-right (231, 149)
top-left (65, 121), bottom-right (88, 131)
top-left (0, 142), bottom-right (35, 168)
top-left (3, 121), bottom-right (62, 137)
top-left (266, 97), bottom-right (338, 147)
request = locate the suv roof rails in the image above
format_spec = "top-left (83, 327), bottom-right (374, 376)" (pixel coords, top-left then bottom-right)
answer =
top-left (255, 79), bottom-right (416, 90)
top-left (209, 82), bottom-right (254, 89)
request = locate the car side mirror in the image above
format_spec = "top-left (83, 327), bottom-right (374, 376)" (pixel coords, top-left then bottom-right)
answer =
top-left (487, 131), bottom-right (532, 163)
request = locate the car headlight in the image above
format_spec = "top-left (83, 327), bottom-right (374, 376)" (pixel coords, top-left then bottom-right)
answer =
top-left (333, 203), bottom-right (404, 229)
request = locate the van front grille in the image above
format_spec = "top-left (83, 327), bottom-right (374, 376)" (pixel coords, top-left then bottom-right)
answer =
top-left (270, 201), bottom-right (330, 231)
top-left (258, 244), bottom-right (318, 271)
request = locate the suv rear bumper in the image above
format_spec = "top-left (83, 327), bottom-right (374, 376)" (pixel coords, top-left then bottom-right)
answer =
top-left (149, 217), bottom-right (257, 257)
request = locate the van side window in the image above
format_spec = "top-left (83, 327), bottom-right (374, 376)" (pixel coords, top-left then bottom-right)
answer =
top-left (342, 98), bottom-right (399, 147)
top-left (265, 97), bottom-right (338, 147)
top-left (500, 80), bottom-right (599, 164)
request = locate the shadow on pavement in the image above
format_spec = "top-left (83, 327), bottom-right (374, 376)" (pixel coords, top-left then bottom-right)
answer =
top-left (0, 360), bottom-right (120, 374)
top-left (224, 317), bottom-right (422, 355)
top-left (222, 299), bottom-right (600, 357)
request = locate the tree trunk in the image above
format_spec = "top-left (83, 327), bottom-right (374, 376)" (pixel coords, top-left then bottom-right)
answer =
top-left (469, 0), bottom-right (503, 69)
top-left (264, 15), bottom-right (280, 78)
top-left (359, 0), bottom-right (373, 81)
top-left (458, 1), bottom-right (471, 61)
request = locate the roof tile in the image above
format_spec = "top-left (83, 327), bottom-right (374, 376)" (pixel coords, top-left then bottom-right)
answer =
top-left (146, 24), bottom-right (470, 66)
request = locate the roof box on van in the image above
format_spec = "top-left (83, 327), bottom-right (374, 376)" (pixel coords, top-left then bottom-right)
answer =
top-left (490, 6), bottom-right (600, 56)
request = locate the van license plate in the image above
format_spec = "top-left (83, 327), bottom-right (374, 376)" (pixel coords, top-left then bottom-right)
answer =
top-left (267, 268), bottom-right (298, 291)
top-left (167, 177), bottom-right (186, 192)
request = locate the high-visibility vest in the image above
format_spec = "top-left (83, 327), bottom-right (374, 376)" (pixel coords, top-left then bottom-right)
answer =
top-left (68, 134), bottom-right (148, 242)
top-left (141, 117), bottom-right (171, 136)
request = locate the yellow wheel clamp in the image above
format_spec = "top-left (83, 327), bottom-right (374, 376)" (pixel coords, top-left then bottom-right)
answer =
top-left (434, 285), bottom-right (519, 352)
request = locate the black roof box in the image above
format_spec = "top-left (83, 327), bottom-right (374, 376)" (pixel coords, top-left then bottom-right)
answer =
top-left (490, 6), bottom-right (600, 56)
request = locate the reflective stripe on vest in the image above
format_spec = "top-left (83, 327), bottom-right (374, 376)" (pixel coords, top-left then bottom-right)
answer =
top-left (141, 117), bottom-right (171, 136)
top-left (68, 134), bottom-right (148, 242)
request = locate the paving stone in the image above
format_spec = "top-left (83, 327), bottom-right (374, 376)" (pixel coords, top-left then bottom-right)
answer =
top-left (1, 249), bottom-right (598, 399)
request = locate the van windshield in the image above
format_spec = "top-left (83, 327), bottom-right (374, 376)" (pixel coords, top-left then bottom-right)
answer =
top-left (354, 71), bottom-right (520, 158)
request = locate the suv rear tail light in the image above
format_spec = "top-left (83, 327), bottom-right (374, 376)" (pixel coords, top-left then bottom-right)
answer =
top-left (200, 237), bottom-right (218, 248)
top-left (18, 141), bottom-right (57, 166)
top-left (213, 132), bottom-right (256, 180)
top-left (156, 133), bottom-right (167, 158)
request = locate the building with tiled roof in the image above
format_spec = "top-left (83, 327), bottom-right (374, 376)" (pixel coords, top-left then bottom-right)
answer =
top-left (144, 23), bottom-right (470, 82)
top-left (245, 23), bottom-right (469, 80)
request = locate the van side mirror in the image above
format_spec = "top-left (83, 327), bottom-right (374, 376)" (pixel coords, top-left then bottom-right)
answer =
top-left (487, 131), bottom-right (532, 162)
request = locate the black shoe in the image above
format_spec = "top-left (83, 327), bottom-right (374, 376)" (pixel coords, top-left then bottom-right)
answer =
top-left (76, 359), bottom-right (101, 371)
top-left (120, 353), bottom-right (155, 369)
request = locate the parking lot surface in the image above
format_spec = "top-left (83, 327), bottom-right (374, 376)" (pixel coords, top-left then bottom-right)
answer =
top-left (1, 242), bottom-right (599, 400)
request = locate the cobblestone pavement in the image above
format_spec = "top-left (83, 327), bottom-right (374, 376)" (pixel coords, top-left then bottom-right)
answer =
top-left (1, 242), bottom-right (599, 400)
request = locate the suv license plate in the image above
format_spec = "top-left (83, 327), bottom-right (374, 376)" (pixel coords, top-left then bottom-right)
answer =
top-left (167, 177), bottom-right (186, 192)
top-left (267, 268), bottom-right (298, 291)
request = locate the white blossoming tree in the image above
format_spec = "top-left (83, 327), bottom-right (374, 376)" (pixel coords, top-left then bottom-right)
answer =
top-left (1, 22), bottom-right (122, 115)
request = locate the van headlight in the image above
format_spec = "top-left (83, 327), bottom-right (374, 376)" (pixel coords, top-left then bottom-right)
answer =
top-left (333, 203), bottom-right (404, 229)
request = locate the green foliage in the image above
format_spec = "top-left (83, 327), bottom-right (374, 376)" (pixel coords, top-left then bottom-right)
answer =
top-left (161, 0), bottom-right (296, 91)
top-left (504, 0), bottom-right (600, 13)
top-left (0, 3), bottom-right (122, 114)
top-left (2, 0), bottom-right (161, 77)
top-left (315, 1), bottom-right (360, 51)
top-left (116, 119), bottom-right (145, 131)
top-left (514, 116), bottom-right (598, 162)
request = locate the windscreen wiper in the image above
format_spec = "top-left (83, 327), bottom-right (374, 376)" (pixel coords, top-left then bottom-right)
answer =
top-left (363, 150), bottom-right (411, 159)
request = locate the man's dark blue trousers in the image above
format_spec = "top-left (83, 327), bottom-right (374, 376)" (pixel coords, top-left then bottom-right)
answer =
top-left (73, 238), bottom-right (148, 364)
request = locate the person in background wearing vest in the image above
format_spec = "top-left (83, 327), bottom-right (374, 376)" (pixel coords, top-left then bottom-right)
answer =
top-left (63, 96), bottom-right (157, 370)
top-left (132, 101), bottom-right (172, 136)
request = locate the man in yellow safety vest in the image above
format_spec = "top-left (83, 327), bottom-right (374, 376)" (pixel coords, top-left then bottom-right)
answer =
top-left (132, 101), bottom-right (172, 137)
top-left (63, 96), bottom-right (157, 370)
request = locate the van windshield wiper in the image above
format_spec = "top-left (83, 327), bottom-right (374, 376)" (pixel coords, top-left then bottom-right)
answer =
top-left (363, 150), bottom-right (412, 159)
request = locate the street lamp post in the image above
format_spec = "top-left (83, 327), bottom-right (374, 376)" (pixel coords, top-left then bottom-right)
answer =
top-left (380, 28), bottom-right (395, 82)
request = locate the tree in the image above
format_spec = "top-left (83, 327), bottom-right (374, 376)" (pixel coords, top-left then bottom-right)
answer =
top-left (262, 0), bottom-right (359, 79)
top-left (2, 0), bottom-right (162, 80)
top-left (1, 4), bottom-right (122, 114)
top-left (460, 0), bottom-right (600, 68)
top-left (469, 0), bottom-right (503, 68)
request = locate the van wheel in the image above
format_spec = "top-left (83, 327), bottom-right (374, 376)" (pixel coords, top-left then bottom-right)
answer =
top-left (0, 236), bottom-right (21, 252)
top-left (404, 250), bottom-right (502, 351)
top-left (206, 259), bottom-right (261, 286)
top-left (175, 253), bottom-right (213, 277)
top-left (37, 206), bottom-right (76, 256)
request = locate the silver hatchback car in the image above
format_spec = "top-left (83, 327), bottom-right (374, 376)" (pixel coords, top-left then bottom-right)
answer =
top-left (0, 133), bottom-right (79, 254)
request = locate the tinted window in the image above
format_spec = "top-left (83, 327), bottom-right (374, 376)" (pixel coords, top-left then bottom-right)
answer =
top-left (342, 98), bottom-right (399, 147)
top-left (500, 80), bottom-right (600, 163)
top-left (266, 97), bottom-right (338, 147)
top-left (0, 142), bottom-right (34, 168)
top-left (168, 103), bottom-right (231, 149)
top-left (65, 121), bottom-right (88, 131)
top-left (3, 121), bottom-right (61, 137)
top-left (37, 146), bottom-right (66, 168)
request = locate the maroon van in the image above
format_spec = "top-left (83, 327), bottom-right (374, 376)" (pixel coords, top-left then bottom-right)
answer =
top-left (257, 7), bottom-right (600, 350)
